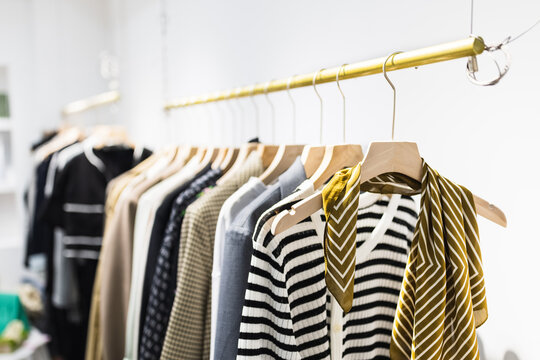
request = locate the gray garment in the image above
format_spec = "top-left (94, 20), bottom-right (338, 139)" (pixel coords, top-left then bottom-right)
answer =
top-left (211, 177), bottom-right (267, 360)
top-left (214, 157), bottom-right (306, 360)
top-left (52, 228), bottom-right (80, 322)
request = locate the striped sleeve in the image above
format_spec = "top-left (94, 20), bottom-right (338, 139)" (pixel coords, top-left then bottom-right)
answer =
top-left (238, 212), bottom-right (331, 360)
top-left (279, 217), bottom-right (330, 360)
top-left (237, 240), bottom-right (298, 359)
top-left (238, 181), bottom-right (322, 359)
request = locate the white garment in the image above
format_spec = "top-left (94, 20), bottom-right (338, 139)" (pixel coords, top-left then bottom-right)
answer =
top-left (123, 158), bottom-right (199, 360)
top-left (0, 328), bottom-right (51, 360)
top-left (210, 177), bottom-right (266, 360)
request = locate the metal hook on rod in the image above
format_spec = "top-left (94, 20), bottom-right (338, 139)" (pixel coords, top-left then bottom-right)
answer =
top-left (336, 64), bottom-right (348, 143)
top-left (223, 89), bottom-right (237, 145)
top-left (205, 101), bottom-right (217, 145)
top-left (264, 80), bottom-right (276, 143)
top-left (312, 68), bottom-right (326, 144)
top-left (382, 52), bottom-right (402, 141)
top-left (212, 98), bottom-right (223, 146)
top-left (184, 106), bottom-right (196, 144)
top-left (286, 75), bottom-right (297, 143)
top-left (249, 85), bottom-right (259, 140)
top-left (234, 88), bottom-right (245, 143)
top-left (175, 107), bottom-right (187, 144)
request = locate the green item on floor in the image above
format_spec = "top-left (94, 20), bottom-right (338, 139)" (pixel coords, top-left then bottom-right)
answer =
top-left (0, 294), bottom-right (30, 353)
top-left (0, 320), bottom-right (28, 353)
top-left (0, 293), bottom-right (30, 334)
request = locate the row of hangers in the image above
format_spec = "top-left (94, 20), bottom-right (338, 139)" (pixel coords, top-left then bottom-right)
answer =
top-left (34, 124), bottom-right (136, 161)
top-left (174, 53), bottom-right (507, 229)
top-left (47, 50), bottom-right (508, 229)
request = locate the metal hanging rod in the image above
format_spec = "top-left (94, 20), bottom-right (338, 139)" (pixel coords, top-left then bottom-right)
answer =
top-left (164, 36), bottom-right (485, 110)
top-left (62, 90), bottom-right (121, 116)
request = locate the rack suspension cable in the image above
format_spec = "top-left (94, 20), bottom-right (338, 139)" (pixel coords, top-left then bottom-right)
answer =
top-left (164, 36), bottom-right (485, 110)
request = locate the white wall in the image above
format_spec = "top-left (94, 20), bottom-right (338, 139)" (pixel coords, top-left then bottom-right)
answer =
top-left (0, 0), bottom-right (113, 289)
top-left (0, 0), bottom-right (114, 200)
top-left (111, 0), bottom-right (540, 359)
top-left (32, 0), bottom-right (115, 128)
top-left (0, 0), bottom-right (34, 289)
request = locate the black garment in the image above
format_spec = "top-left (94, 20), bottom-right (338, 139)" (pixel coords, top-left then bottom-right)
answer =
top-left (137, 164), bottom-right (212, 345)
top-left (25, 141), bottom-right (82, 267)
top-left (44, 146), bottom-right (151, 258)
top-left (138, 166), bottom-right (222, 360)
top-left (41, 145), bottom-right (152, 360)
top-left (25, 155), bottom-right (54, 266)
top-left (30, 131), bottom-right (58, 151)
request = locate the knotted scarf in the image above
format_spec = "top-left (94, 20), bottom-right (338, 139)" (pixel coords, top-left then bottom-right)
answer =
top-left (321, 163), bottom-right (362, 312)
top-left (322, 159), bottom-right (488, 360)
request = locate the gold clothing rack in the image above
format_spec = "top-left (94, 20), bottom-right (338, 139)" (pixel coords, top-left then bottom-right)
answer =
top-left (164, 36), bottom-right (485, 110)
top-left (62, 90), bottom-right (121, 116)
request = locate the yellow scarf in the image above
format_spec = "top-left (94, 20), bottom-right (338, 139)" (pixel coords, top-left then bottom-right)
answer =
top-left (321, 160), bottom-right (488, 360)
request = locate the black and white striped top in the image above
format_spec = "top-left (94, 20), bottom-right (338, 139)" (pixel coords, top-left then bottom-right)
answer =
top-left (43, 145), bottom-right (151, 260)
top-left (238, 192), bottom-right (418, 360)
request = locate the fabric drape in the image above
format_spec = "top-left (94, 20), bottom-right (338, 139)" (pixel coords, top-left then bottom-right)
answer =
top-left (321, 163), bottom-right (361, 312)
top-left (359, 160), bottom-right (488, 360)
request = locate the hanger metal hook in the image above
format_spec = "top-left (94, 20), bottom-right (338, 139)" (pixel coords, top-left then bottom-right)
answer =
top-left (234, 88), bottom-right (245, 143)
top-left (186, 105), bottom-right (195, 140)
top-left (382, 52), bottom-right (402, 140)
top-left (336, 64), bottom-right (348, 143)
top-left (249, 85), bottom-right (259, 140)
top-left (264, 80), bottom-right (276, 143)
top-left (211, 101), bottom-right (224, 146)
top-left (224, 89), bottom-right (237, 145)
top-left (200, 95), bottom-right (213, 145)
top-left (286, 75), bottom-right (297, 142)
top-left (210, 96), bottom-right (221, 145)
top-left (313, 68), bottom-right (326, 144)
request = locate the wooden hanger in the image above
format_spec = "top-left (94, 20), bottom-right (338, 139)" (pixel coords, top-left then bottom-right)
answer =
top-left (360, 141), bottom-right (422, 181)
top-left (181, 145), bottom-right (198, 164)
top-left (143, 145), bottom-right (180, 179)
top-left (155, 145), bottom-right (197, 179)
top-left (254, 80), bottom-right (300, 184)
top-left (272, 53), bottom-right (506, 234)
top-left (212, 147), bottom-right (229, 170)
top-left (271, 141), bottom-right (507, 235)
top-left (258, 144), bottom-right (279, 169)
top-left (304, 68), bottom-right (364, 190)
top-left (90, 125), bottom-right (135, 149)
top-left (191, 146), bottom-right (207, 164)
top-left (258, 144), bottom-right (305, 184)
top-left (309, 144), bottom-right (364, 190)
top-left (269, 144), bottom-right (363, 234)
top-left (195, 146), bottom-right (219, 173)
top-left (216, 143), bottom-right (261, 184)
top-left (301, 145), bottom-right (326, 178)
top-left (219, 147), bottom-right (239, 173)
top-left (162, 145), bottom-right (198, 176)
top-left (35, 126), bottom-right (85, 160)
top-left (229, 143), bottom-right (258, 169)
